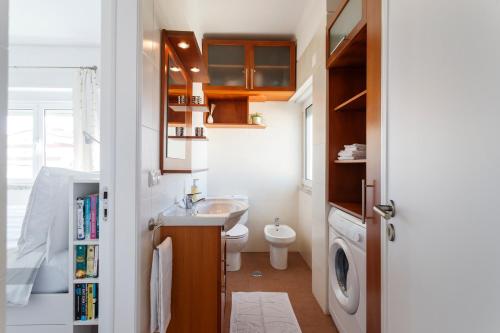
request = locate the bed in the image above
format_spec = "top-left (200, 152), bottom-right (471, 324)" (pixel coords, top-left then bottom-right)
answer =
top-left (6, 250), bottom-right (72, 333)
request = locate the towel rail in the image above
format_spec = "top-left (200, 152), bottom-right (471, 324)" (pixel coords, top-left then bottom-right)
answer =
top-left (149, 218), bottom-right (163, 249)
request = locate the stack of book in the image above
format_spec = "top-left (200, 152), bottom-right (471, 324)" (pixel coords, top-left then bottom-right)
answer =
top-left (75, 245), bottom-right (99, 278)
top-left (76, 194), bottom-right (99, 240)
top-left (75, 283), bottom-right (98, 321)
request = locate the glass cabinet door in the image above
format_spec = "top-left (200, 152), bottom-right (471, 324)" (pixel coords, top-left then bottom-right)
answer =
top-left (329, 0), bottom-right (364, 55)
top-left (252, 45), bottom-right (291, 89)
top-left (207, 44), bottom-right (246, 88)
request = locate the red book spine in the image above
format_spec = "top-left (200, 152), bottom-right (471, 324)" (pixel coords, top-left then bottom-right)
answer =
top-left (90, 194), bottom-right (97, 239)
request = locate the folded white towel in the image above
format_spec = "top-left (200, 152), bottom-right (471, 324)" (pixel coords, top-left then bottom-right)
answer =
top-left (150, 237), bottom-right (173, 333)
top-left (344, 143), bottom-right (366, 150)
top-left (338, 150), bottom-right (366, 157)
top-left (338, 156), bottom-right (366, 160)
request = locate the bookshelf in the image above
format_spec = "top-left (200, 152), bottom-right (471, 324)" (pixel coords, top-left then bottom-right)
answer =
top-left (69, 179), bottom-right (100, 333)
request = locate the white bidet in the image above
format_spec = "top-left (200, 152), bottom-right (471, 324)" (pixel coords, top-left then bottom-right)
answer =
top-left (264, 224), bottom-right (296, 270)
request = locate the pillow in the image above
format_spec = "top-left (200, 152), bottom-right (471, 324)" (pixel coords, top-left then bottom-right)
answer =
top-left (17, 167), bottom-right (57, 257)
top-left (46, 168), bottom-right (94, 260)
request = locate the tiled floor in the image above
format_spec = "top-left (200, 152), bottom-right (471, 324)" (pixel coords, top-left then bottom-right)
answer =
top-left (224, 252), bottom-right (338, 333)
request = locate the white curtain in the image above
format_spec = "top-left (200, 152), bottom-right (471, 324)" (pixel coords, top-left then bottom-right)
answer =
top-left (73, 68), bottom-right (100, 172)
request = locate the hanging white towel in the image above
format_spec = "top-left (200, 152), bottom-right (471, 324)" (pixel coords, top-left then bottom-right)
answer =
top-left (150, 237), bottom-right (173, 333)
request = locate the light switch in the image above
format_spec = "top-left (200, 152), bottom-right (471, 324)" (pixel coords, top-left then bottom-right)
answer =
top-left (148, 170), bottom-right (161, 187)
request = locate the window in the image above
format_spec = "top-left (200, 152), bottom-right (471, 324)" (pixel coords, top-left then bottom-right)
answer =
top-left (304, 104), bottom-right (313, 184)
top-left (7, 102), bottom-right (73, 248)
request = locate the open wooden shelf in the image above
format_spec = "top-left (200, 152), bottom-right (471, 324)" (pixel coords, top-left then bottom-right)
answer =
top-left (204, 123), bottom-right (266, 129)
top-left (169, 104), bottom-right (209, 113)
top-left (168, 122), bottom-right (186, 127)
top-left (334, 159), bottom-right (367, 164)
top-left (74, 320), bottom-right (99, 326)
top-left (168, 136), bottom-right (208, 141)
top-left (334, 90), bottom-right (367, 111)
top-left (330, 201), bottom-right (362, 219)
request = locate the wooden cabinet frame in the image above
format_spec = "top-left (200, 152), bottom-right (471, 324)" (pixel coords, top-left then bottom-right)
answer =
top-left (202, 38), bottom-right (296, 101)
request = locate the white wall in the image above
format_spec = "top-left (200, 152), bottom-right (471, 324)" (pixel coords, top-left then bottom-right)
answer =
top-left (138, 1), bottom-right (207, 332)
top-left (298, 189), bottom-right (312, 267)
top-left (0, 0), bottom-right (8, 328)
top-left (207, 102), bottom-right (301, 252)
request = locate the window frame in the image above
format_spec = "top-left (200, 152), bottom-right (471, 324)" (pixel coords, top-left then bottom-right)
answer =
top-left (7, 100), bottom-right (73, 185)
top-left (302, 97), bottom-right (313, 190)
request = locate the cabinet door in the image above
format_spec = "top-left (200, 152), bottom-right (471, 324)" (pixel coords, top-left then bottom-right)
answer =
top-left (328, 0), bottom-right (365, 56)
top-left (251, 43), bottom-right (295, 91)
top-left (206, 41), bottom-right (248, 89)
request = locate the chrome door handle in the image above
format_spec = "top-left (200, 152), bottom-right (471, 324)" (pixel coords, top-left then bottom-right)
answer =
top-left (362, 179), bottom-right (375, 224)
top-left (373, 200), bottom-right (396, 220)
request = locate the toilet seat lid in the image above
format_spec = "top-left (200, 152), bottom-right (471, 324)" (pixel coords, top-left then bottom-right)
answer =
top-left (226, 224), bottom-right (248, 238)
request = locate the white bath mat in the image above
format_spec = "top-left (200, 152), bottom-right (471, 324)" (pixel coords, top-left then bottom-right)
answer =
top-left (230, 292), bottom-right (302, 333)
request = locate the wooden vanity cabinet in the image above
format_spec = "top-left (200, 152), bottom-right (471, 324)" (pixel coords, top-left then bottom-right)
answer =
top-left (203, 39), bottom-right (296, 101)
top-left (160, 226), bottom-right (226, 333)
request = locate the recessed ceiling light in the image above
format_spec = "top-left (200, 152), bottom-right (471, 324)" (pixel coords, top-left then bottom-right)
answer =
top-left (177, 41), bottom-right (190, 49)
top-left (190, 67), bottom-right (200, 73)
top-left (170, 66), bottom-right (181, 72)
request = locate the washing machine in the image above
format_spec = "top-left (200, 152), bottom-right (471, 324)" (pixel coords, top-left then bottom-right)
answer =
top-left (328, 208), bottom-right (366, 333)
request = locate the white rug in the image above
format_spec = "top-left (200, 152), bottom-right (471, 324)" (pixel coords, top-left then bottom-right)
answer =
top-left (230, 292), bottom-right (302, 333)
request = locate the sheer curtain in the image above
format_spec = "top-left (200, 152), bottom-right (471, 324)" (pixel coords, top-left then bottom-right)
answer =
top-left (73, 68), bottom-right (100, 172)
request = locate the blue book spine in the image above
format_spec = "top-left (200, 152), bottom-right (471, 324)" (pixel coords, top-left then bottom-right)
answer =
top-left (84, 196), bottom-right (91, 239)
top-left (75, 284), bottom-right (81, 320)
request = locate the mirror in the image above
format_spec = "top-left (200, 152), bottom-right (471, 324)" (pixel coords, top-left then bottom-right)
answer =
top-left (164, 53), bottom-right (189, 160)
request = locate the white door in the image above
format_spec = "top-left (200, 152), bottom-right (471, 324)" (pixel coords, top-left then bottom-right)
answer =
top-left (383, 1), bottom-right (500, 332)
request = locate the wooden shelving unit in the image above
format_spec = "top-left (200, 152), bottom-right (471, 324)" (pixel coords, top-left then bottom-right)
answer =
top-left (204, 123), bottom-right (266, 129)
top-left (327, 0), bottom-right (368, 222)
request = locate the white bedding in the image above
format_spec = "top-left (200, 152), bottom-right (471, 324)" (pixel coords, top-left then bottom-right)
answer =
top-left (32, 250), bottom-right (69, 294)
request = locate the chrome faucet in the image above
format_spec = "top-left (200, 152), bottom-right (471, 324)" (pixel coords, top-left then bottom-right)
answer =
top-left (183, 192), bottom-right (203, 209)
top-left (274, 217), bottom-right (280, 228)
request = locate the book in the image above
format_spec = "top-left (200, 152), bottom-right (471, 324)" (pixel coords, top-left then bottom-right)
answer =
top-left (93, 246), bottom-right (99, 277)
top-left (96, 197), bottom-right (99, 239)
top-left (90, 194), bottom-right (98, 239)
top-left (75, 245), bottom-right (87, 278)
top-left (81, 283), bottom-right (87, 320)
top-left (84, 196), bottom-right (91, 239)
top-left (86, 246), bottom-right (95, 277)
top-left (76, 198), bottom-right (85, 240)
top-left (94, 283), bottom-right (98, 319)
top-left (75, 284), bottom-right (82, 320)
top-left (87, 284), bottom-right (94, 320)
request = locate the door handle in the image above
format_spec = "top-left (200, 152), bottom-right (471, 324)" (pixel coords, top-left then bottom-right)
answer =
top-left (373, 200), bottom-right (396, 220)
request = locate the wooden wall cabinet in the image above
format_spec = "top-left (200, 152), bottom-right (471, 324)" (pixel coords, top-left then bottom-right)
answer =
top-left (160, 226), bottom-right (226, 333)
top-left (203, 39), bottom-right (296, 101)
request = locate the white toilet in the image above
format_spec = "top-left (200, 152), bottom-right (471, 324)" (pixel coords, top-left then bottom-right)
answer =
top-left (226, 224), bottom-right (249, 271)
top-left (224, 196), bottom-right (250, 271)
top-left (264, 222), bottom-right (296, 270)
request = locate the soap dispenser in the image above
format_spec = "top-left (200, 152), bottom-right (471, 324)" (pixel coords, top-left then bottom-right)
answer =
top-left (191, 178), bottom-right (200, 202)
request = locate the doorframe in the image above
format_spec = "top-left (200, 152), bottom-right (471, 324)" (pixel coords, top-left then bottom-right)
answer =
top-left (380, 0), bottom-right (389, 331)
top-left (0, 0), bottom-right (8, 331)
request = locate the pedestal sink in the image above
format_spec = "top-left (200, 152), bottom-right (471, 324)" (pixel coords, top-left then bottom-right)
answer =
top-left (158, 198), bottom-right (249, 231)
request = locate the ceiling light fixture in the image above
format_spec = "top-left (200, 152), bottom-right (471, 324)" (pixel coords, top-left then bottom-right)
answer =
top-left (177, 41), bottom-right (190, 49)
top-left (170, 66), bottom-right (181, 72)
top-left (190, 67), bottom-right (200, 73)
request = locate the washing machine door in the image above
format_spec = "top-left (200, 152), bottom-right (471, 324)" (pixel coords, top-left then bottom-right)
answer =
top-left (329, 237), bottom-right (360, 314)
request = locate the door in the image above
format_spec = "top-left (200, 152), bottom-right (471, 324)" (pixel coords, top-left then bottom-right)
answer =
top-left (251, 42), bottom-right (295, 91)
top-left (383, 1), bottom-right (500, 333)
top-left (204, 40), bottom-right (249, 90)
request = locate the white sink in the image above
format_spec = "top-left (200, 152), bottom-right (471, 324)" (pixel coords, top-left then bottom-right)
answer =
top-left (158, 198), bottom-right (248, 230)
